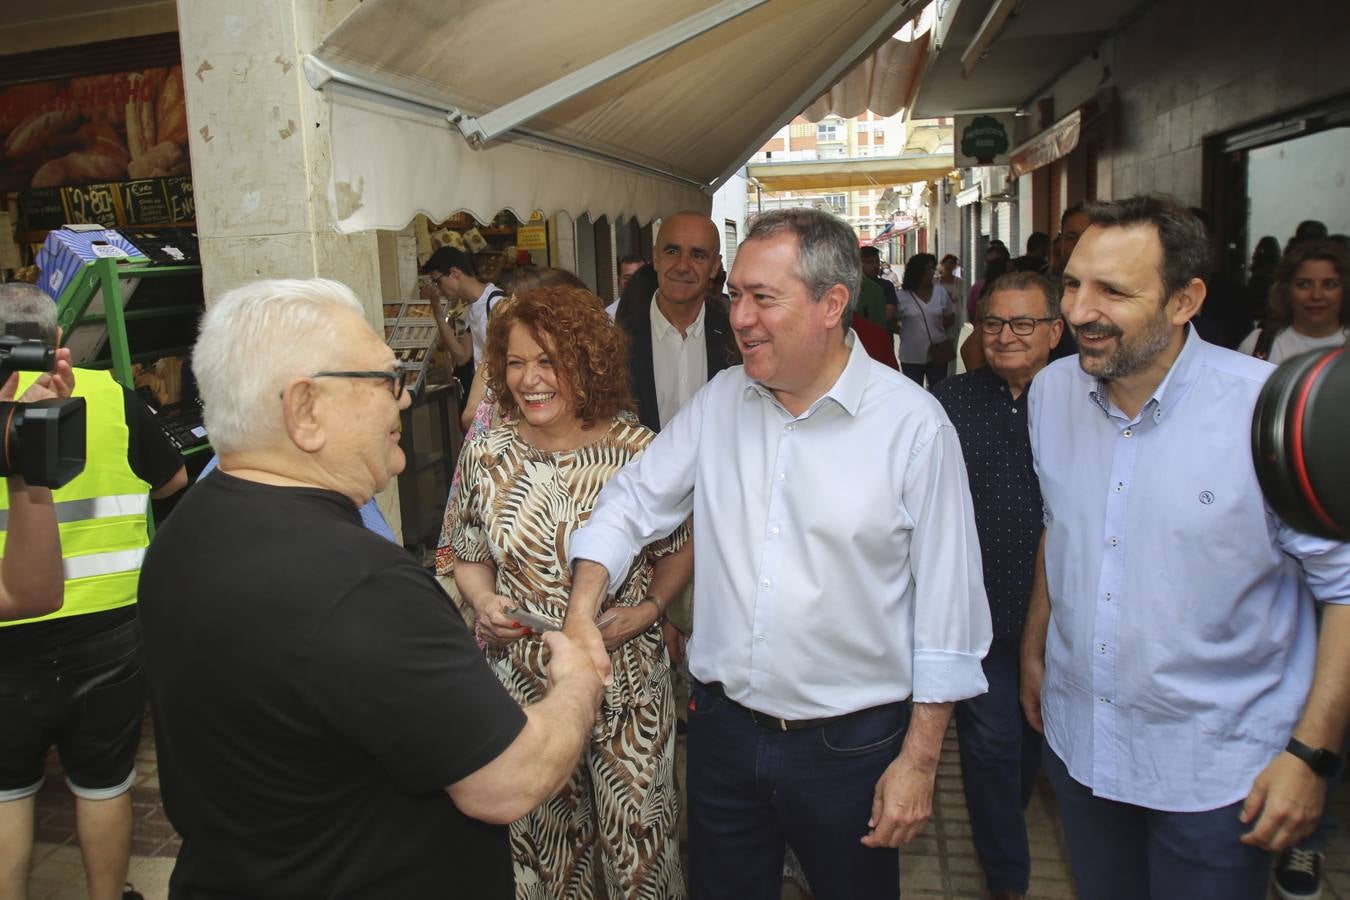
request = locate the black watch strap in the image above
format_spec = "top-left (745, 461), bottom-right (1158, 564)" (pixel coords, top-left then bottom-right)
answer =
top-left (1285, 737), bottom-right (1342, 777)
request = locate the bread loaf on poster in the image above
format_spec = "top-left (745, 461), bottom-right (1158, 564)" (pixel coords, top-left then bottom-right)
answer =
top-left (31, 146), bottom-right (128, 188)
top-left (127, 140), bottom-right (184, 179)
top-left (156, 67), bottom-right (188, 146)
top-left (3, 107), bottom-right (80, 160)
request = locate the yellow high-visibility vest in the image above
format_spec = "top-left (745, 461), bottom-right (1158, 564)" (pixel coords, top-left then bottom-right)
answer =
top-left (0, 368), bottom-right (151, 626)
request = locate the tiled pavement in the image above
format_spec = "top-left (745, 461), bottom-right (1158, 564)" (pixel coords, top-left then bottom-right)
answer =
top-left (24, 714), bottom-right (1350, 899)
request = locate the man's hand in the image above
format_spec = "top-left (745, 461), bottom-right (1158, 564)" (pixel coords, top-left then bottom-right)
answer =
top-left (662, 619), bottom-right (687, 668)
top-left (1239, 752), bottom-right (1325, 852)
top-left (2, 348), bottom-right (75, 403)
top-left (562, 619), bottom-right (612, 686)
top-left (470, 593), bottom-right (529, 646)
top-left (861, 754), bottom-right (938, 848)
top-left (541, 630), bottom-right (605, 710)
top-left (598, 602), bottom-right (659, 652)
top-left (1020, 653), bottom-right (1045, 734)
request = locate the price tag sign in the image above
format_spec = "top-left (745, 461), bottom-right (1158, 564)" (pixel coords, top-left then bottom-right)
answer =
top-left (60, 183), bottom-right (121, 227)
top-left (120, 179), bottom-right (172, 225)
top-left (164, 175), bottom-right (195, 223)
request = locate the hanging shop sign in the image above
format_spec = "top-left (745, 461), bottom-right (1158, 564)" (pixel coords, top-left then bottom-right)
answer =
top-left (516, 224), bottom-right (548, 250)
top-left (954, 112), bottom-right (1016, 167)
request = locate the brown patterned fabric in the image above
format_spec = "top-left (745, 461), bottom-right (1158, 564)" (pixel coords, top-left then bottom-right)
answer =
top-left (449, 415), bottom-right (688, 899)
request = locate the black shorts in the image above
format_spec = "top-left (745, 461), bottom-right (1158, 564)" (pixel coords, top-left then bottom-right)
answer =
top-left (0, 616), bottom-right (145, 800)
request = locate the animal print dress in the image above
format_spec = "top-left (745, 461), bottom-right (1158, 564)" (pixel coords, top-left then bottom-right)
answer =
top-left (449, 416), bottom-right (688, 900)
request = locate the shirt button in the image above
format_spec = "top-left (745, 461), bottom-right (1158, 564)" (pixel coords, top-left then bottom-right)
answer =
top-left (762, 578), bottom-right (771, 588)
top-left (1115, 482), bottom-right (1123, 492)
top-left (1105, 592), bottom-right (1112, 601)
top-left (786, 424), bottom-right (796, 431)
top-left (755, 634), bottom-right (766, 643)
top-left (1123, 428), bottom-right (1133, 437)
top-left (770, 526), bottom-right (781, 535)
top-left (1110, 537), bottom-right (1119, 547)
top-left (777, 473), bottom-right (786, 481)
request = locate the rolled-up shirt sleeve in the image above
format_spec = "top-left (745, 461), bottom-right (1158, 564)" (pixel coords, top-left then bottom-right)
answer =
top-left (903, 420), bottom-right (992, 702)
top-left (569, 392), bottom-right (704, 596)
top-left (1278, 522), bottom-right (1350, 606)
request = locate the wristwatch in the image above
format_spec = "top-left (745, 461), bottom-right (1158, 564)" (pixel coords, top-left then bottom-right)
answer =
top-left (1285, 737), bottom-right (1343, 777)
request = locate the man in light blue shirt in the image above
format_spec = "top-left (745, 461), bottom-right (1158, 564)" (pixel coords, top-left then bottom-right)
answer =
top-left (1021, 195), bottom-right (1350, 900)
top-left (563, 208), bottom-right (992, 899)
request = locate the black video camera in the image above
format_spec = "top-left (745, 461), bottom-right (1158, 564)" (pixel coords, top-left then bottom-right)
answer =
top-left (1251, 348), bottom-right (1348, 540)
top-left (0, 334), bottom-right (87, 489)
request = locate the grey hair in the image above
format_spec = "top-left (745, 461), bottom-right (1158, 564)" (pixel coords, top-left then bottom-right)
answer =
top-left (0, 282), bottom-right (59, 345)
top-left (978, 271), bottom-right (1061, 321)
top-left (192, 278), bottom-right (365, 454)
top-left (745, 208), bottom-right (862, 316)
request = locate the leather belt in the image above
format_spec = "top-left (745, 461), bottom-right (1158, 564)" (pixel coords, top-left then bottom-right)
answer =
top-left (700, 680), bottom-right (899, 732)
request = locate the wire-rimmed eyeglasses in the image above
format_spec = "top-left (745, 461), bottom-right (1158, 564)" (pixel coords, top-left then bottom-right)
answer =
top-left (979, 316), bottom-right (1057, 336)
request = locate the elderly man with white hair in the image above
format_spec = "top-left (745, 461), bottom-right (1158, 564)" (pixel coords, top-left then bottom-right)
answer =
top-left (138, 278), bottom-right (604, 899)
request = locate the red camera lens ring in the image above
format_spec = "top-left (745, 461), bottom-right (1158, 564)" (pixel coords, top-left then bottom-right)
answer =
top-left (1289, 348), bottom-right (1344, 539)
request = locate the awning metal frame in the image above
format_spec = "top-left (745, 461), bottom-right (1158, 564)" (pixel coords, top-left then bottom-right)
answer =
top-left (305, 0), bottom-right (771, 195)
top-left (705, 0), bottom-right (927, 193)
top-left (454, 0), bottom-right (769, 145)
top-left (303, 55), bottom-right (708, 192)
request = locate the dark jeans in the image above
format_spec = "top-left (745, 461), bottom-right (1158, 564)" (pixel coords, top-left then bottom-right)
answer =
top-left (954, 638), bottom-right (1040, 894)
top-left (901, 361), bottom-right (948, 388)
top-left (686, 679), bottom-right (909, 900)
top-left (1042, 744), bottom-right (1270, 900)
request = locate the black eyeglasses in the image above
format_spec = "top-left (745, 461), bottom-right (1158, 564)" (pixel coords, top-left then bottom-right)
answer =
top-left (311, 363), bottom-right (406, 400)
top-left (979, 316), bottom-right (1057, 336)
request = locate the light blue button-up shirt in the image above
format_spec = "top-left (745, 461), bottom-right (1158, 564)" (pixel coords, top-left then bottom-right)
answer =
top-left (570, 333), bottom-right (991, 720)
top-left (1028, 329), bottom-right (1350, 812)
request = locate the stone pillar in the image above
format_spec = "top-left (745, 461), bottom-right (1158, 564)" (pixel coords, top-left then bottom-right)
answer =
top-left (175, 0), bottom-right (381, 317)
top-left (175, 0), bottom-right (404, 533)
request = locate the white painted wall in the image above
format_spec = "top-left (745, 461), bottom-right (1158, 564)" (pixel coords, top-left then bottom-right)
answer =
top-left (711, 169), bottom-right (749, 269)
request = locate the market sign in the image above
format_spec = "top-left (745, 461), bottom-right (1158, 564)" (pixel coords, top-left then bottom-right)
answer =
top-left (954, 113), bottom-right (1016, 167)
top-left (0, 65), bottom-right (190, 194)
top-left (516, 224), bottom-right (548, 250)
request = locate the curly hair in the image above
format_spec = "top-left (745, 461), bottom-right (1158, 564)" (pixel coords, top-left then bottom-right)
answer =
top-left (484, 285), bottom-right (634, 426)
top-left (1264, 238), bottom-right (1349, 332)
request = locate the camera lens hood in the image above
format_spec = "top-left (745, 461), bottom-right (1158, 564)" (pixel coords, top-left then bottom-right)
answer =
top-left (1251, 348), bottom-right (1348, 540)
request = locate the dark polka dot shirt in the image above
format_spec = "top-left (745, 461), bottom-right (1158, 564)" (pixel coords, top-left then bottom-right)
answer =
top-left (932, 366), bottom-right (1043, 640)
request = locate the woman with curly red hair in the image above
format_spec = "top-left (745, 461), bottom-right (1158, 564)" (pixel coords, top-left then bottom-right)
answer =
top-left (447, 285), bottom-right (692, 899)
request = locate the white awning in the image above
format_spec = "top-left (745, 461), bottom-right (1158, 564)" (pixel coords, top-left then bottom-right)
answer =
top-left (307, 0), bottom-right (929, 233)
top-left (745, 154), bottom-right (953, 192)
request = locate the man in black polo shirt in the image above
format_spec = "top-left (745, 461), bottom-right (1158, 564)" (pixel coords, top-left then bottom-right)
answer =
top-left (931, 271), bottom-right (1063, 900)
top-left (139, 278), bottom-right (603, 899)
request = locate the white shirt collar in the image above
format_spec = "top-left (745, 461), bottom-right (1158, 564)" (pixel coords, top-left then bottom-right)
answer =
top-left (651, 292), bottom-right (706, 341)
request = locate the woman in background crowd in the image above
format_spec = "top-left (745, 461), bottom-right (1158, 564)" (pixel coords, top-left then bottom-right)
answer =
top-left (1247, 235), bottom-right (1281, 320)
top-left (894, 252), bottom-right (956, 387)
top-left (449, 286), bottom-right (692, 899)
top-left (1238, 239), bottom-right (1347, 364)
top-left (938, 253), bottom-right (967, 317)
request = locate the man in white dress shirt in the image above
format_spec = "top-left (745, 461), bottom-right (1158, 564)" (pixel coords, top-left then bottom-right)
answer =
top-left (613, 212), bottom-right (737, 433)
top-left (564, 207), bottom-right (993, 900)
